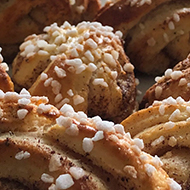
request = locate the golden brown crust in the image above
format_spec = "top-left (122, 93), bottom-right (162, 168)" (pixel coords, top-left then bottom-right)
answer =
top-left (0, 0), bottom-right (101, 63)
top-left (0, 66), bottom-right (14, 92)
top-left (161, 148), bottom-right (190, 190)
top-left (0, 97), bottom-right (58, 133)
top-left (140, 54), bottom-right (190, 108)
top-left (0, 50), bottom-right (14, 92)
top-left (0, 94), bottom-right (117, 190)
top-left (122, 104), bottom-right (179, 137)
top-left (46, 122), bottom-right (172, 190)
top-left (95, 0), bottom-right (168, 37)
top-left (83, 0), bottom-right (101, 20)
top-left (121, 97), bottom-right (190, 188)
top-left (95, 0), bottom-right (190, 74)
top-left (0, 134), bottom-right (110, 190)
top-left (0, 90), bottom-right (180, 190)
top-left (173, 53), bottom-right (190, 71)
top-left (12, 21), bottom-right (136, 123)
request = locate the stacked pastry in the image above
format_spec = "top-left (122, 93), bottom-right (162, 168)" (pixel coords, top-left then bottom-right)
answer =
top-left (0, 88), bottom-right (181, 190)
top-left (1, 0), bottom-right (190, 189)
top-left (0, 0), bottom-right (101, 63)
top-left (122, 96), bottom-right (190, 189)
top-left (96, 0), bottom-right (190, 75)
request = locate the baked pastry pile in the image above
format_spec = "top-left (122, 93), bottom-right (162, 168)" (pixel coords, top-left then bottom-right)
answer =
top-left (96, 0), bottom-right (190, 75)
top-left (0, 89), bottom-right (181, 190)
top-left (122, 96), bottom-right (190, 189)
top-left (1, 0), bottom-right (190, 189)
top-left (12, 21), bottom-right (136, 123)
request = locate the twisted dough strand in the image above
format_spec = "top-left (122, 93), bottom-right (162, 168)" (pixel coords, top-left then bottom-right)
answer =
top-left (0, 90), bottom-right (181, 190)
top-left (96, 0), bottom-right (190, 74)
top-left (122, 96), bottom-right (190, 189)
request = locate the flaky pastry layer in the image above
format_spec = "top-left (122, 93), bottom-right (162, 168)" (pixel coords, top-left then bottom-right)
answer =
top-left (0, 90), bottom-right (181, 190)
top-left (122, 96), bottom-right (190, 189)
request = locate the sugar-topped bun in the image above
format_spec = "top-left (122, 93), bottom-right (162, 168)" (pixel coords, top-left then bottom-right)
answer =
top-left (121, 96), bottom-right (190, 189)
top-left (0, 90), bottom-right (181, 190)
top-left (96, 0), bottom-right (190, 75)
top-left (0, 0), bottom-right (101, 63)
top-left (141, 54), bottom-right (190, 108)
top-left (12, 21), bottom-right (136, 123)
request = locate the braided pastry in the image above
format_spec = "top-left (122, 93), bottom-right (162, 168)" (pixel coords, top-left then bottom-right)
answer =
top-left (0, 0), bottom-right (101, 63)
top-left (0, 48), bottom-right (14, 92)
top-left (141, 53), bottom-right (190, 108)
top-left (121, 96), bottom-right (190, 189)
top-left (12, 21), bottom-right (136, 123)
top-left (0, 90), bottom-right (181, 190)
top-left (95, 0), bottom-right (190, 75)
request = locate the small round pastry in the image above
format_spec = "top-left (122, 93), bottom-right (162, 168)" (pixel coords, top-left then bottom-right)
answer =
top-left (0, 0), bottom-right (101, 63)
top-left (96, 0), bottom-right (190, 75)
top-left (12, 21), bottom-right (137, 123)
top-left (121, 96), bottom-right (190, 189)
top-left (140, 54), bottom-right (190, 108)
top-left (0, 47), bottom-right (14, 92)
top-left (0, 90), bottom-right (181, 190)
